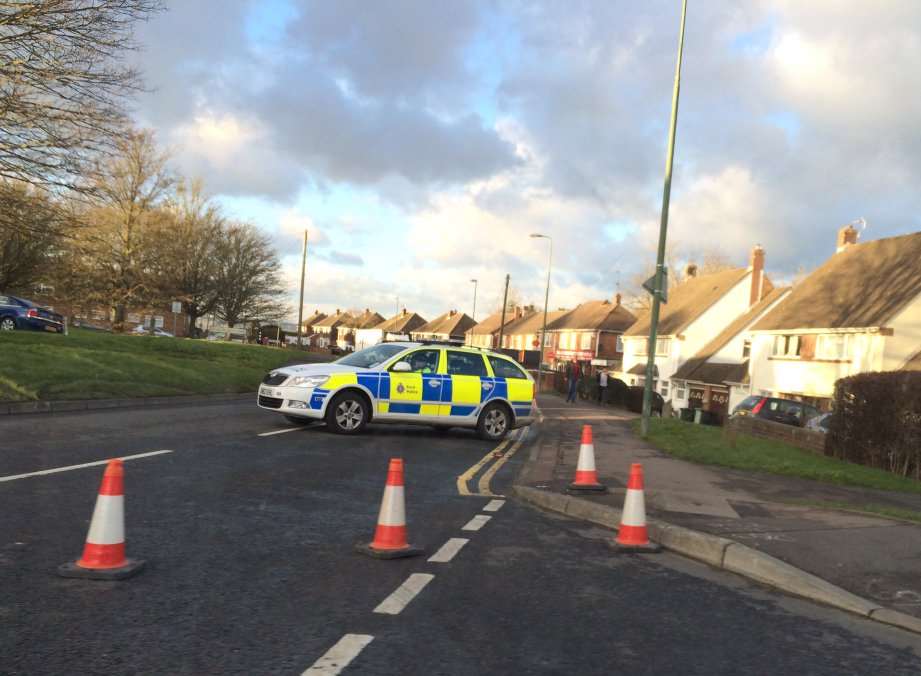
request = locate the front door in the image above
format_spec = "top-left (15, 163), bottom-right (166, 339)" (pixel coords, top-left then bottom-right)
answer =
top-left (381, 348), bottom-right (443, 419)
top-left (441, 350), bottom-right (490, 419)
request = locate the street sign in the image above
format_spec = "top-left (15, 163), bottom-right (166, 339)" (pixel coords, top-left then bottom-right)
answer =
top-left (641, 268), bottom-right (668, 304)
top-left (171, 301), bottom-right (182, 314)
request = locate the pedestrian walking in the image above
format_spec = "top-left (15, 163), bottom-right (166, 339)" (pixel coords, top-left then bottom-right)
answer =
top-left (598, 369), bottom-right (608, 403)
top-left (566, 360), bottom-right (581, 404)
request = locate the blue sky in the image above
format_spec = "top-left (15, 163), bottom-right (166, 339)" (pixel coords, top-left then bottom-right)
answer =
top-left (131, 1), bottom-right (921, 321)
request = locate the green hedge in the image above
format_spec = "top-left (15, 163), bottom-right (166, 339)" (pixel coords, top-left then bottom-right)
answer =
top-left (827, 371), bottom-right (921, 479)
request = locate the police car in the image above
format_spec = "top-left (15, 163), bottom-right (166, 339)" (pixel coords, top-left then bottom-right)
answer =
top-left (258, 342), bottom-right (536, 440)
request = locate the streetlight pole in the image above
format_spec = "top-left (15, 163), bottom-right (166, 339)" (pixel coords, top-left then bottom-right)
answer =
top-left (296, 229), bottom-right (308, 349)
top-left (470, 279), bottom-right (478, 321)
top-left (641, 0), bottom-right (687, 438)
top-left (498, 273), bottom-right (510, 351)
top-left (530, 233), bottom-right (552, 393)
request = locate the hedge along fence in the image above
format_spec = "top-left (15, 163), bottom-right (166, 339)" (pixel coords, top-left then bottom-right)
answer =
top-left (827, 371), bottom-right (921, 480)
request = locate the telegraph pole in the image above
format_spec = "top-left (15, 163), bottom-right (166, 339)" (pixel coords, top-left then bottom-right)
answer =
top-left (641, 0), bottom-right (687, 438)
top-left (498, 273), bottom-right (510, 350)
top-left (296, 229), bottom-right (308, 349)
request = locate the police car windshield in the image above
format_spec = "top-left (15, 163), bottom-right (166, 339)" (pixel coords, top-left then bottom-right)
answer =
top-left (335, 344), bottom-right (407, 369)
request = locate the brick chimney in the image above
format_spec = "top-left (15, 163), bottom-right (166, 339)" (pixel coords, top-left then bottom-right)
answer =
top-left (749, 244), bottom-right (765, 306)
top-left (615, 293), bottom-right (622, 306)
top-left (401, 308), bottom-right (407, 316)
top-left (836, 224), bottom-right (859, 253)
top-left (449, 309), bottom-right (457, 317)
top-left (515, 306), bottom-right (524, 319)
top-left (685, 263), bottom-right (698, 278)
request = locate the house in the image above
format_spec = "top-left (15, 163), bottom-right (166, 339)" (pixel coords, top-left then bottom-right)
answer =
top-left (670, 286), bottom-right (790, 418)
top-left (545, 295), bottom-right (635, 373)
top-left (747, 227), bottom-right (921, 411)
top-left (410, 310), bottom-right (477, 343)
top-left (621, 245), bottom-right (774, 406)
top-left (348, 309), bottom-right (386, 350)
top-left (465, 306), bottom-right (526, 349)
top-left (311, 309), bottom-right (353, 349)
top-left (500, 308), bottom-right (566, 353)
top-left (356, 309), bottom-right (427, 346)
top-left (300, 309), bottom-right (327, 334)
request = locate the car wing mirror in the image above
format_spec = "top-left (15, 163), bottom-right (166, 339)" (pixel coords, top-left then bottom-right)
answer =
top-left (392, 361), bottom-right (412, 373)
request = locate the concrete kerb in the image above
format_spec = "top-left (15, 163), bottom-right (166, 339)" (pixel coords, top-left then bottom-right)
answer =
top-left (1, 392), bottom-right (255, 417)
top-left (512, 485), bottom-right (921, 637)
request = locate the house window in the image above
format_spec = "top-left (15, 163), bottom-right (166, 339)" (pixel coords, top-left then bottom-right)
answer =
top-left (772, 335), bottom-right (801, 358)
top-left (635, 340), bottom-right (647, 357)
top-left (616, 335), bottom-right (624, 352)
top-left (674, 381), bottom-right (687, 400)
top-left (580, 333), bottom-right (592, 350)
top-left (742, 339), bottom-right (751, 359)
top-left (656, 338), bottom-right (671, 356)
top-left (660, 381), bottom-right (669, 397)
top-left (544, 332), bottom-right (553, 347)
top-left (817, 334), bottom-right (849, 360)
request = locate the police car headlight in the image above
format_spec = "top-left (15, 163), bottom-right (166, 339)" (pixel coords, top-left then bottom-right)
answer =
top-left (289, 375), bottom-right (329, 388)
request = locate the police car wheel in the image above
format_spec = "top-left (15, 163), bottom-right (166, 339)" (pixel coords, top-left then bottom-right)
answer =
top-left (477, 403), bottom-right (510, 441)
top-left (326, 392), bottom-right (368, 434)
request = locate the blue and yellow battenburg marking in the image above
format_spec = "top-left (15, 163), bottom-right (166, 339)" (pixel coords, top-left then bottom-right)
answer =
top-left (308, 365), bottom-right (533, 419)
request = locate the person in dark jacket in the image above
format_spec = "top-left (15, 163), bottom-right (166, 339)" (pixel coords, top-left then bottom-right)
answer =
top-left (566, 360), bottom-right (581, 403)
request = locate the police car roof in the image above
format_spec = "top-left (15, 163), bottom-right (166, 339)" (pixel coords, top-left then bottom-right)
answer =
top-left (385, 340), bottom-right (506, 356)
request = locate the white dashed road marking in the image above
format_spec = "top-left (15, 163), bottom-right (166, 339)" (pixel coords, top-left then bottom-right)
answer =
top-left (303, 634), bottom-right (374, 675)
top-left (257, 427), bottom-right (304, 437)
top-left (373, 573), bottom-right (435, 615)
top-left (428, 538), bottom-right (469, 563)
top-left (0, 450), bottom-right (174, 483)
top-left (482, 499), bottom-right (505, 513)
top-left (461, 515), bottom-right (492, 531)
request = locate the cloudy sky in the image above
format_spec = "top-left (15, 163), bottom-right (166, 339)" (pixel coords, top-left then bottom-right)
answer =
top-left (130, 1), bottom-right (921, 321)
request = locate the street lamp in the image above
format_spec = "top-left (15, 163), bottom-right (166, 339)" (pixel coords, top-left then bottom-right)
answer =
top-left (296, 229), bottom-right (308, 349)
top-left (470, 279), bottom-right (478, 321)
top-left (530, 233), bottom-right (552, 393)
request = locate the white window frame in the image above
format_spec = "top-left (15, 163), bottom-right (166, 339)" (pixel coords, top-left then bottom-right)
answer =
top-left (544, 332), bottom-right (553, 347)
top-left (616, 335), bottom-right (624, 352)
top-left (817, 334), bottom-right (849, 360)
top-left (580, 332), bottom-right (592, 350)
top-left (655, 337), bottom-right (671, 356)
top-left (674, 381), bottom-right (687, 400)
top-left (660, 381), bottom-right (669, 397)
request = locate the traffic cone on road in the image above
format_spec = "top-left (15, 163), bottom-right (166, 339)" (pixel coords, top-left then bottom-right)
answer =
top-left (356, 458), bottom-right (422, 559)
top-left (612, 463), bottom-right (661, 553)
top-left (58, 459), bottom-right (146, 580)
top-left (567, 425), bottom-right (606, 493)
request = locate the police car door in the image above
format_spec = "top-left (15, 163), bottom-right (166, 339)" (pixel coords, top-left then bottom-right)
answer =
top-left (381, 348), bottom-right (443, 420)
top-left (441, 350), bottom-right (490, 421)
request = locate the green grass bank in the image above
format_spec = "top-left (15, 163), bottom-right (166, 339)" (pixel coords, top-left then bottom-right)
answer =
top-left (0, 328), bottom-right (331, 402)
top-left (637, 417), bottom-right (921, 495)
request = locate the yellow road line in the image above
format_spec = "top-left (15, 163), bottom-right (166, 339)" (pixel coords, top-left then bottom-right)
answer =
top-left (455, 431), bottom-right (516, 496)
top-left (477, 426), bottom-right (529, 496)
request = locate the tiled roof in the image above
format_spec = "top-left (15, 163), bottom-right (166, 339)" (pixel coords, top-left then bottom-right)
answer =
top-left (467, 309), bottom-right (523, 335)
top-left (300, 310), bottom-right (327, 328)
top-left (502, 309), bottom-right (567, 336)
top-left (376, 311), bottom-right (428, 333)
top-left (349, 310), bottom-right (386, 329)
top-left (625, 268), bottom-right (751, 337)
top-left (413, 311), bottom-right (477, 337)
top-left (753, 232), bottom-right (921, 331)
top-left (548, 300), bottom-right (635, 332)
top-left (672, 287), bottom-right (790, 383)
top-left (313, 311), bottom-right (352, 328)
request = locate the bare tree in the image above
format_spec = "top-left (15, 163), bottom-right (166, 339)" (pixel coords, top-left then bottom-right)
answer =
top-left (0, 180), bottom-right (74, 290)
top-left (214, 222), bottom-right (287, 334)
top-left (0, 0), bottom-right (162, 193)
top-left (71, 129), bottom-right (174, 329)
top-left (151, 179), bottom-right (224, 337)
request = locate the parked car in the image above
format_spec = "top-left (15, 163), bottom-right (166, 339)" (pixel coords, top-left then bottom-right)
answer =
top-left (625, 386), bottom-right (663, 415)
top-left (731, 395), bottom-right (820, 427)
top-left (0, 294), bottom-right (65, 333)
top-left (132, 326), bottom-right (175, 338)
top-left (805, 411), bottom-right (833, 434)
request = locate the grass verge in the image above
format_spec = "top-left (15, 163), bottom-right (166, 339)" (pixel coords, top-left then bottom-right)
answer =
top-left (636, 417), bottom-right (921, 495)
top-left (0, 328), bottom-right (332, 402)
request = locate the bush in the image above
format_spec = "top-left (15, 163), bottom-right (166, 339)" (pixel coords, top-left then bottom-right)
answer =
top-left (827, 371), bottom-right (921, 479)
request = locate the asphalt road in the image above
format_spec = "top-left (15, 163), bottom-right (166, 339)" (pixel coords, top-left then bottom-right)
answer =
top-left (1, 400), bottom-right (920, 675)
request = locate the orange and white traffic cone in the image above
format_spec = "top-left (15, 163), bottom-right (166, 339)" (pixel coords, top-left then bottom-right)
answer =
top-left (567, 424), bottom-right (606, 493)
top-left (356, 458), bottom-right (422, 559)
top-left (612, 463), bottom-right (661, 553)
top-left (58, 459), bottom-right (146, 579)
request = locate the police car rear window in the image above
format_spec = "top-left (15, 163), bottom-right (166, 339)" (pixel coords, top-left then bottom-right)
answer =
top-left (487, 356), bottom-right (527, 380)
top-left (447, 351), bottom-right (488, 377)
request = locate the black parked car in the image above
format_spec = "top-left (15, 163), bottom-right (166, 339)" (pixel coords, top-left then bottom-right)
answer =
top-left (731, 395), bottom-right (819, 427)
top-left (625, 386), bottom-right (664, 415)
top-left (0, 294), bottom-right (65, 333)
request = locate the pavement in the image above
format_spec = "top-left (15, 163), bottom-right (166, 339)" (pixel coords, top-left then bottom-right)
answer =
top-left (520, 393), bottom-right (921, 622)
top-left (2, 398), bottom-right (921, 674)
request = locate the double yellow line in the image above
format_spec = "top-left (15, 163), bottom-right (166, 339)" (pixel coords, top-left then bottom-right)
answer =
top-left (456, 427), bottom-right (530, 497)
